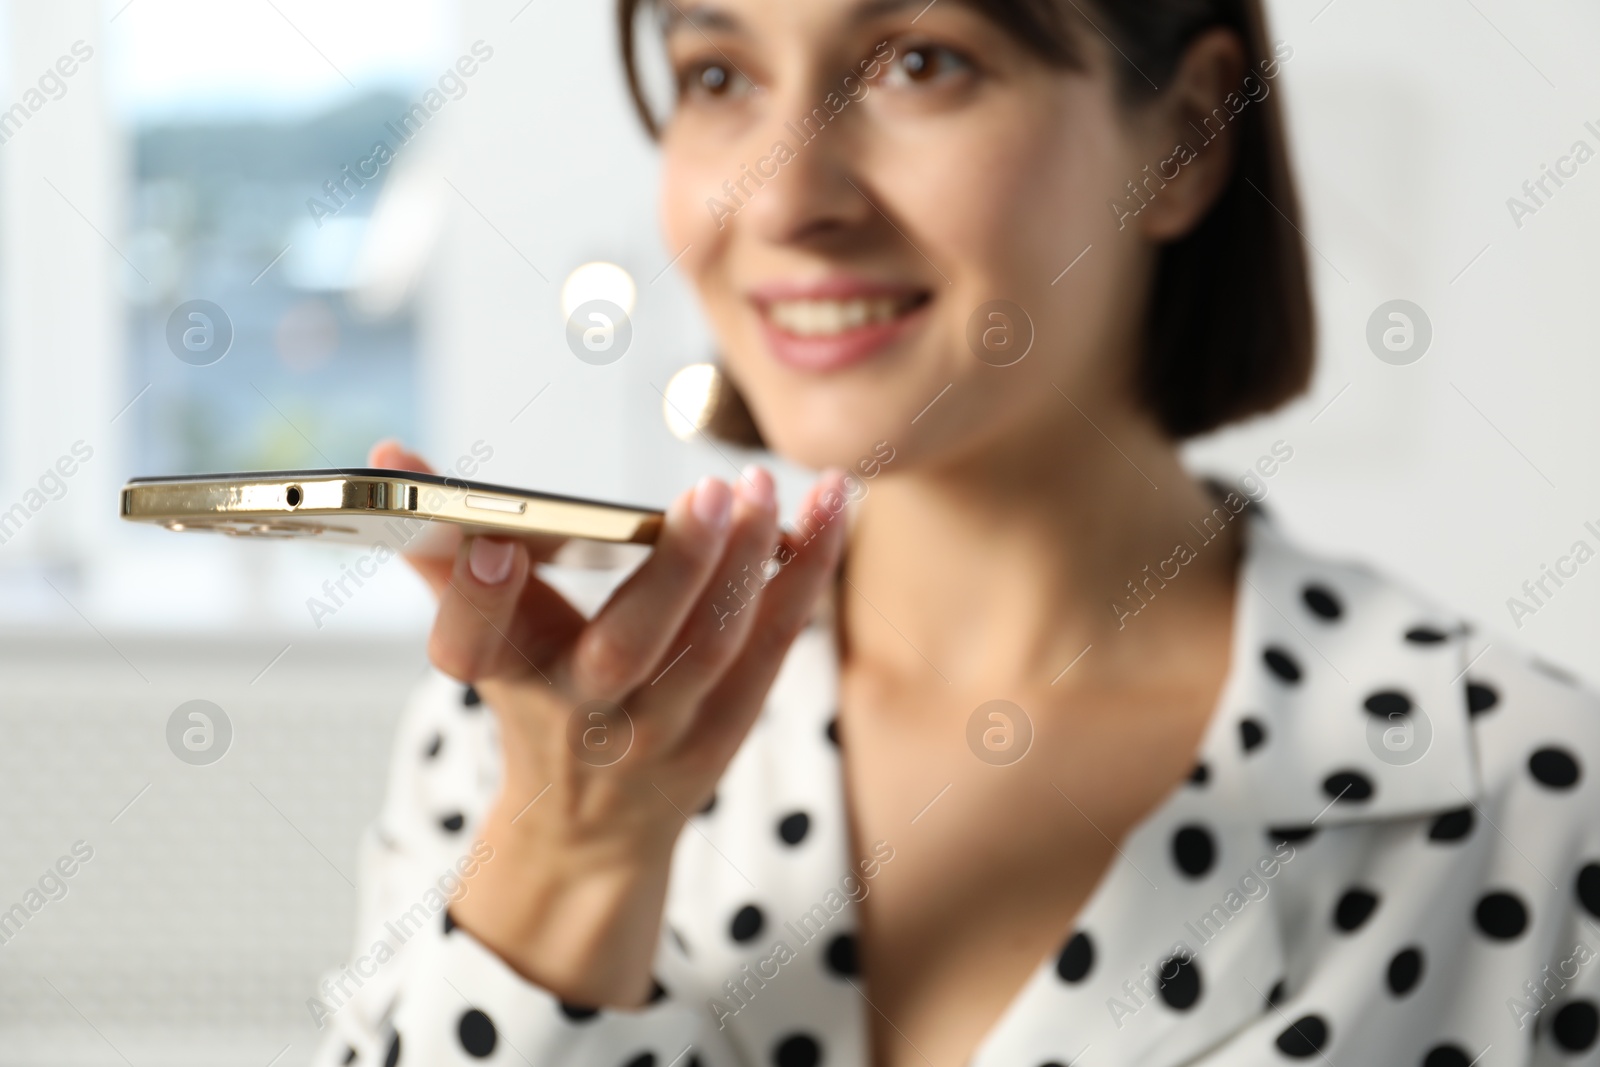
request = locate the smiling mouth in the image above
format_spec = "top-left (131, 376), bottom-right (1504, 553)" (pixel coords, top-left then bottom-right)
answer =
top-left (762, 292), bottom-right (932, 337)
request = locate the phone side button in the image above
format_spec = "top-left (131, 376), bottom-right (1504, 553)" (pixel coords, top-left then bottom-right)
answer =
top-left (464, 494), bottom-right (526, 515)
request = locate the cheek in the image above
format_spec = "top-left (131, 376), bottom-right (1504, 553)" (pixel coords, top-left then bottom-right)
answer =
top-left (659, 144), bottom-right (718, 267)
top-left (922, 110), bottom-right (1128, 299)
top-left (877, 99), bottom-right (1155, 443)
top-left (659, 134), bottom-right (750, 342)
top-left (882, 105), bottom-right (1140, 365)
top-left (951, 108), bottom-right (1148, 367)
top-left (930, 142), bottom-right (1085, 278)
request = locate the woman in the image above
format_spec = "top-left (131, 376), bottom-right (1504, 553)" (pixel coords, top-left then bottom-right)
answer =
top-left (316, 1), bottom-right (1600, 1064)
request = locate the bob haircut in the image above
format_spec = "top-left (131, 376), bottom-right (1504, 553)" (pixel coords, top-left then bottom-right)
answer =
top-left (617, 0), bottom-right (1315, 443)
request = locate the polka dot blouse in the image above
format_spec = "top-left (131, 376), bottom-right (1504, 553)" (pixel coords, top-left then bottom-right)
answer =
top-left (312, 504), bottom-right (1600, 1067)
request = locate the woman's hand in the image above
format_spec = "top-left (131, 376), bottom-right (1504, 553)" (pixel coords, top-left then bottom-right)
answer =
top-left (366, 440), bottom-right (849, 1006)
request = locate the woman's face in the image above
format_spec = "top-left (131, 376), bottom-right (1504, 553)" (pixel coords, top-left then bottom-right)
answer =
top-left (658, 0), bottom-right (1175, 473)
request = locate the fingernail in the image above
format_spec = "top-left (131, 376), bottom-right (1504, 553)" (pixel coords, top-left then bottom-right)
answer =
top-left (692, 477), bottom-right (733, 531)
top-left (469, 537), bottom-right (515, 585)
top-left (737, 465), bottom-right (775, 510)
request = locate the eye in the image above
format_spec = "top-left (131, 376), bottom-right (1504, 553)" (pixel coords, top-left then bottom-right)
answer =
top-left (881, 44), bottom-right (971, 88)
top-left (679, 60), bottom-right (752, 102)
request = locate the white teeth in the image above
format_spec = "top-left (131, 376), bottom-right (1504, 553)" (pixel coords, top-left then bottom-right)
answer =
top-left (766, 297), bottom-right (910, 337)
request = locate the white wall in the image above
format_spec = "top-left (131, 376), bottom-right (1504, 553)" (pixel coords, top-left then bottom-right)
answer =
top-left (1184, 0), bottom-right (1600, 681)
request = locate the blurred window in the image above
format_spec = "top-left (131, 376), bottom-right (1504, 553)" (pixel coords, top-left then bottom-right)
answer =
top-left (110, 0), bottom-right (454, 473)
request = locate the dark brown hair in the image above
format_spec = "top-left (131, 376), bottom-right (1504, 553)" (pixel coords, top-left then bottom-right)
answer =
top-left (618, 0), bottom-right (1314, 442)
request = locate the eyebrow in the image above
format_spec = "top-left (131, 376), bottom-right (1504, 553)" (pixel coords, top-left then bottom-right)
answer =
top-left (659, 3), bottom-right (741, 35)
top-left (854, 0), bottom-right (942, 20)
top-left (661, 0), bottom-right (950, 37)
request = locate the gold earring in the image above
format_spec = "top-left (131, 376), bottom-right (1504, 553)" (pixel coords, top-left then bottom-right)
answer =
top-left (661, 361), bottom-right (763, 447)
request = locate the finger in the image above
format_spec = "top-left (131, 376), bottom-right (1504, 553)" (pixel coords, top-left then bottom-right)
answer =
top-left (432, 537), bottom-right (589, 680)
top-left (561, 474), bottom-right (740, 700)
top-left (428, 535), bottom-right (544, 683)
top-left (368, 439), bottom-right (435, 474)
top-left (680, 470), bottom-right (850, 757)
top-left (365, 441), bottom-right (458, 593)
top-left (628, 467), bottom-right (787, 716)
top-left (480, 561), bottom-right (591, 674)
top-left (367, 442), bottom-right (565, 593)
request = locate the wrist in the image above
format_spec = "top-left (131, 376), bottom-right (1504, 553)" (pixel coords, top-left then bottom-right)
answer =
top-left (451, 807), bottom-right (677, 1006)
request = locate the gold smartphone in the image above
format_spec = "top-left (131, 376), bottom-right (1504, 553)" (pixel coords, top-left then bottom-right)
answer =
top-left (120, 468), bottom-right (663, 560)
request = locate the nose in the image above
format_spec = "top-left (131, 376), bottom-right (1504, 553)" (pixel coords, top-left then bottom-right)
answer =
top-left (734, 82), bottom-right (878, 249)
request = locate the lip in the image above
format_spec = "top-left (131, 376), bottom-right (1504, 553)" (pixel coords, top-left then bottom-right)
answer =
top-left (748, 277), bottom-right (933, 373)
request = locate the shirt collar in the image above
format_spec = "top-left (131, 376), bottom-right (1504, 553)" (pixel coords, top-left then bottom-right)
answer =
top-left (1194, 501), bottom-right (1481, 830)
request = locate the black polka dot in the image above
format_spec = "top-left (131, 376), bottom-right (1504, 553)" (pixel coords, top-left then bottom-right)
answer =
top-left (621, 1054), bottom-right (656, 1067)
top-left (424, 733), bottom-right (443, 759)
top-left (649, 979), bottom-right (668, 1003)
top-left (1302, 584), bottom-right (1342, 620)
top-left (826, 933), bottom-right (858, 977)
top-left (730, 904), bottom-right (765, 943)
top-left (462, 684), bottom-right (481, 708)
top-left (1552, 1000), bottom-right (1599, 1052)
top-left (1421, 1045), bottom-right (1471, 1067)
top-left (1387, 946), bottom-right (1423, 996)
top-left (1333, 888), bottom-right (1379, 932)
top-left (1428, 808), bottom-right (1474, 842)
top-left (1405, 626), bottom-right (1449, 644)
top-left (342, 1047), bottom-right (357, 1065)
top-left (1266, 979), bottom-right (1287, 1008)
top-left (1577, 863), bottom-right (1600, 918)
top-left (1189, 762), bottom-right (1210, 786)
top-left (1274, 1014), bottom-right (1328, 1058)
top-left (778, 812), bottom-right (811, 845)
top-left (773, 1033), bottom-right (821, 1067)
top-left (384, 1033), bottom-right (400, 1067)
top-left (1323, 771), bottom-right (1373, 802)
top-left (439, 812), bottom-right (465, 833)
top-left (1263, 647), bottom-right (1303, 684)
top-left (825, 717), bottom-right (840, 746)
top-left (1172, 825), bottom-right (1217, 878)
top-left (1268, 826), bottom-right (1317, 845)
top-left (1056, 931), bottom-right (1094, 983)
top-left (1466, 681), bottom-right (1499, 715)
top-left (1529, 746), bottom-right (1581, 789)
top-left (1157, 954), bottom-right (1201, 1010)
top-left (1363, 690), bottom-right (1412, 717)
top-left (1474, 891), bottom-right (1528, 940)
top-left (559, 1001), bottom-right (599, 1022)
top-left (1240, 718), bottom-right (1267, 753)
top-left (442, 909), bottom-right (456, 934)
top-left (698, 792), bottom-right (717, 816)
top-left (457, 1009), bottom-right (497, 1057)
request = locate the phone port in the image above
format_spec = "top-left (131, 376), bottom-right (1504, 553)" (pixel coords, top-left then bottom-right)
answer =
top-left (285, 485), bottom-right (302, 508)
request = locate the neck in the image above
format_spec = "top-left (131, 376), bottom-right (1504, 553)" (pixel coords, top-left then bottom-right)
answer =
top-left (839, 409), bottom-right (1244, 693)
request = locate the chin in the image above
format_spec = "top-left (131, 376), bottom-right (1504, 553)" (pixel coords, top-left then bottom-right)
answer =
top-left (740, 385), bottom-right (906, 477)
top-left (754, 413), bottom-right (882, 474)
